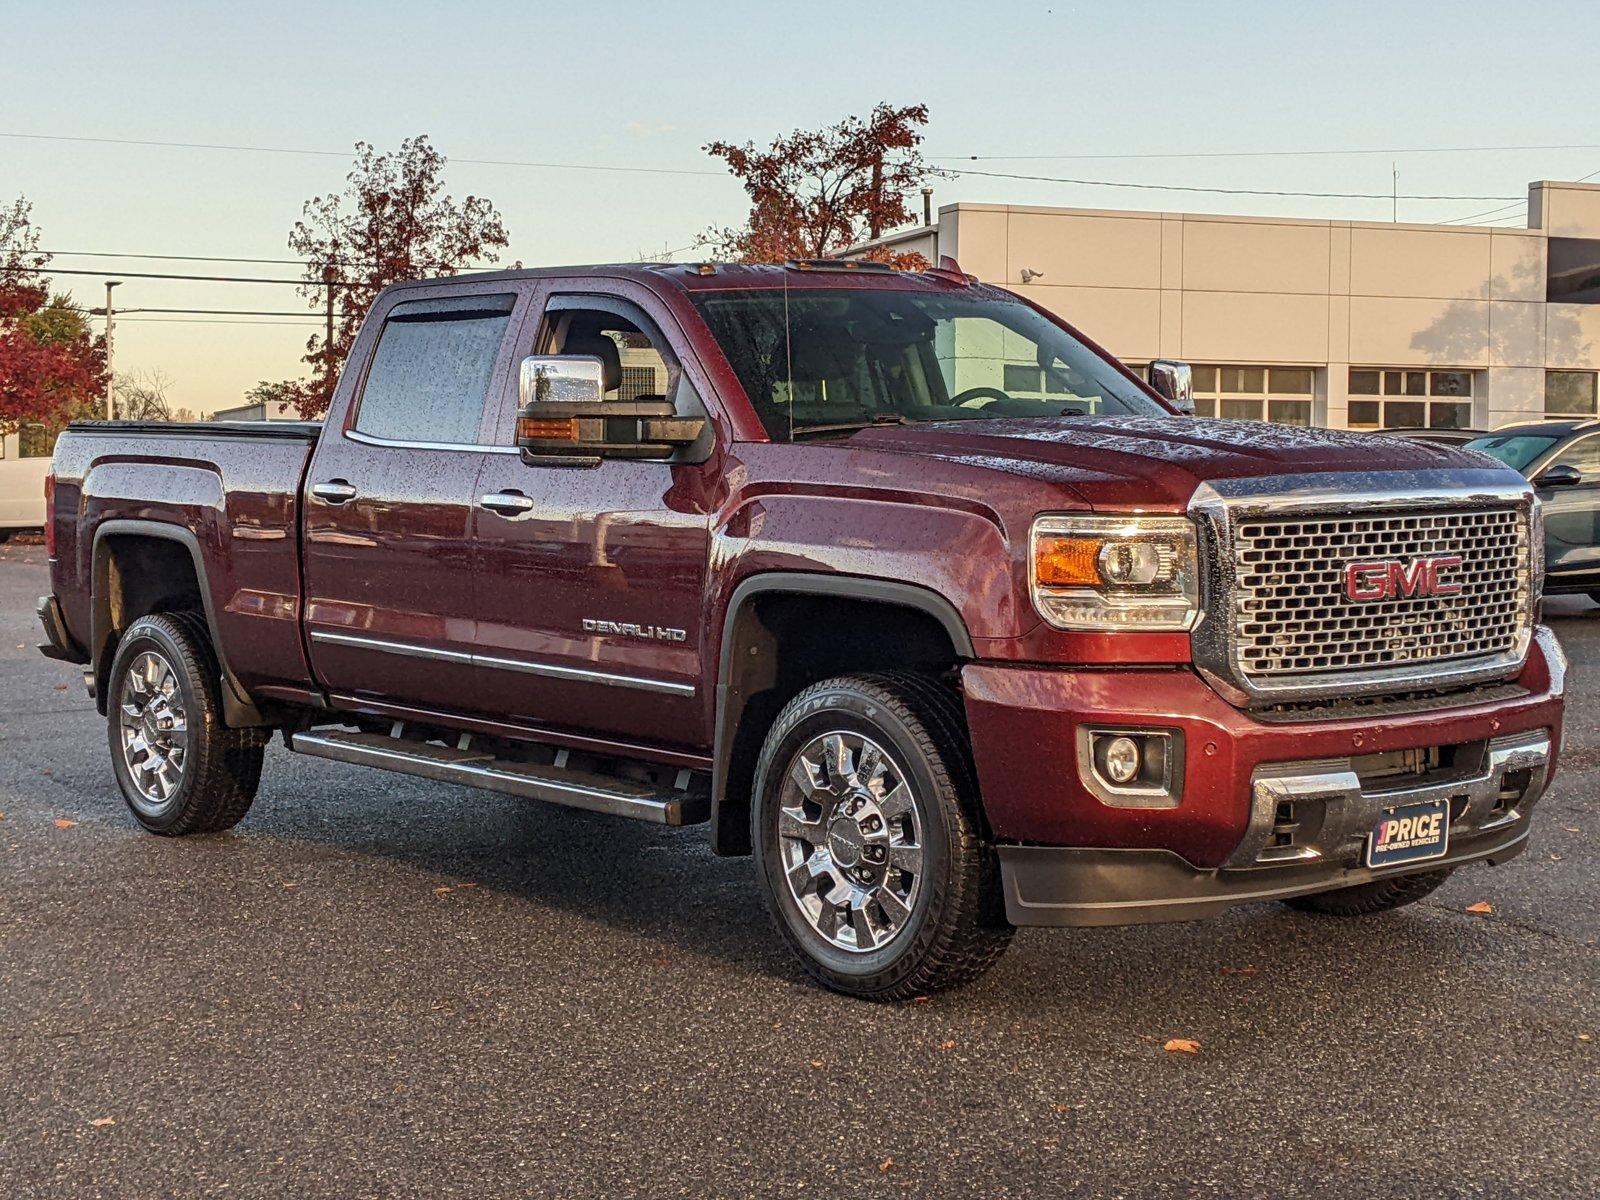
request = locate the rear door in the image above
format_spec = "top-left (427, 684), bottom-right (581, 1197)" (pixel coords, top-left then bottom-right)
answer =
top-left (468, 284), bottom-right (719, 751)
top-left (302, 284), bottom-right (529, 713)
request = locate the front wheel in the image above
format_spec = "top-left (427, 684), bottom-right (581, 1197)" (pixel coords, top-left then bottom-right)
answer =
top-left (1281, 868), bottom-right (1453, 916)
top-left (751, 672), bottom-right (1011, 1000)
top-left (107, 612), bottom-right (265, 835)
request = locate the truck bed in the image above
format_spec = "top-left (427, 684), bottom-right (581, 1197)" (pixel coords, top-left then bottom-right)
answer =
top-left (47, 418), bottom-right (322, 706)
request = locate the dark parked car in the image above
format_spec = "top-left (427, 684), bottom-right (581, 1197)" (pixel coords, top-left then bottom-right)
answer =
top-left (1467, 420), bottom-right (1600, 601)
top-left (1386, 428), bottom-right (1487, 447)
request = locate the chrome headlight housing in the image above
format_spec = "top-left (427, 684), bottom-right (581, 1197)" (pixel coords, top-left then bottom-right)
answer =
top-left (1030, 514), bottom-right (1200, 631)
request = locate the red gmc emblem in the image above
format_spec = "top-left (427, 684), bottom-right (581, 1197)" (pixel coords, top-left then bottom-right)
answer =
top-left (1343, 555), bottom-right (1464, 602)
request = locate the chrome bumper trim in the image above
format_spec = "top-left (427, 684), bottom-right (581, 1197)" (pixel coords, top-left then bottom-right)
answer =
top-left (1226, 730), bottom-right (1552, 869)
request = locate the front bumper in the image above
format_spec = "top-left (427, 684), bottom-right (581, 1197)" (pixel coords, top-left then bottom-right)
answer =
top-left (962, 626), bottom-right (1566, 925)
top-left (999, 733), bottom-right (1546, 926)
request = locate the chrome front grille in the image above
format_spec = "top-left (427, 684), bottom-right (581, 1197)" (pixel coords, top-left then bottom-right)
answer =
top-left (1230, 506), bottom-right (1531, 684)
top-left (1187, 470), bottom-right (1539, 706)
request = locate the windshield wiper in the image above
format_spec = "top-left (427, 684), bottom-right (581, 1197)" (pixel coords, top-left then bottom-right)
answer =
top-left (790, 414), bottom-right (913, 439)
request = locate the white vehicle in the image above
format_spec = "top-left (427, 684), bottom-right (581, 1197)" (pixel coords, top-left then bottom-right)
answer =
top-left (1, 429), bottom-right (50, 537)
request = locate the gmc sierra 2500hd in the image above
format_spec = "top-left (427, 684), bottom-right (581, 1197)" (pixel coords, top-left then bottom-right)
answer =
top-left (36, 258), bottom-right (1566, 999)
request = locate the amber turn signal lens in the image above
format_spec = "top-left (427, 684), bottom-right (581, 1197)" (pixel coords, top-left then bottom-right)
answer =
top-left (1035, 535), bottom-right (1104, 587)
top-left (518, 416), bottom-right (579, 442)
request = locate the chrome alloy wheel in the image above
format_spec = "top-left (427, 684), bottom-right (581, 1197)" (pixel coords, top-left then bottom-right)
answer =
top-left (778, 730), bottom-right (924, 953)
top-left (118, 650), bottom-right (189, 814)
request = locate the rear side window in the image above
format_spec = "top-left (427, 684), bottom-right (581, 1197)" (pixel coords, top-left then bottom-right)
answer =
top-left (353, 293), bottom-right (516, 445)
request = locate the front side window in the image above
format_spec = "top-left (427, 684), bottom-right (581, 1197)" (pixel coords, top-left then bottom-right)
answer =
top-left (688, 287), bottom-right (1163, 441)
top-left (353, 293), bottom-right (515, 445)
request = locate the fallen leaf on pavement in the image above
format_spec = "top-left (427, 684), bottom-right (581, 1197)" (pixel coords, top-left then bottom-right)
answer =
top-left (53, 818), bottom-right (77, 829)
top-left (433, 886), bottom-right (452, 896)
top-left (879, 1157), bottom-right (894, 1173)
top-left (1465, 901), bottom-right (1494, 914)
top-left (1579, 1032), bottom-right (1592, 1043)
top-left (1163, 1038), bottom-right (1201, 1054)
top-left (912, 995), bottom-right (931, 1005)
top-left (1563, 826), bottom-right (1580, 833)
top-left (88, 1117), bottom-right (115, 1127)
top-left (938, 1039), bottom-right (957, 1051)
top-left (809, 1059), bottom-right (824, 1069)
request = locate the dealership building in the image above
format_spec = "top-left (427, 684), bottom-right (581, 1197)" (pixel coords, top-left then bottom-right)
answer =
top-left (856, 179), bottom-right (1600, 432)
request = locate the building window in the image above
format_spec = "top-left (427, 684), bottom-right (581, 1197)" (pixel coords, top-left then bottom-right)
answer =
top-left (1546, 370), bottom-right (1599, 417)
top-left (1347, 368), bottom-right (1472, 430)
top-left (1547, 238), bottom-right (1600, 305)
top-left (1188, 364), bottom-right (1314, 425)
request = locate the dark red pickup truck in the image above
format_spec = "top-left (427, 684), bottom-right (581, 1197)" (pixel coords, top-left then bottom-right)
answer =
top-left (36, 260), bottom-right (1566, 998)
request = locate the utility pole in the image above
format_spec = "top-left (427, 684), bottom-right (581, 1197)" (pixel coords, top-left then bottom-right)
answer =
top-left (103, 280), bottom-right (122, 418)
top-left (922, 186), bottom-right (934, 227)
top-left (322, 264), bottom-right (337, 367)
top-left (1392, 162), bottom-right (1398, 223)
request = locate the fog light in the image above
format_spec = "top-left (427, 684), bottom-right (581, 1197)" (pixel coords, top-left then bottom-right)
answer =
top-left (1102, 735), bottom-right (1141, 784)
top-left (1079, 727), bottom-right (1184, 808)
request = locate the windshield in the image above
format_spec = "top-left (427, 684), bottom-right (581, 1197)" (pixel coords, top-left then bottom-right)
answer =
top-left (1463, 433), bottom-right (1558, 474)
top-left (689, 286), bottom-right (1166, 441)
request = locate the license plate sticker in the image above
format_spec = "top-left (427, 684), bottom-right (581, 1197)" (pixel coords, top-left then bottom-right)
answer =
top-left (1366, 799), bottom-right (1450, 868)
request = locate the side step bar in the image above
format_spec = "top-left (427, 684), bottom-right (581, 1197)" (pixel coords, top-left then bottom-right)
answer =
top-left (288, 729), bottom-right (709, 826)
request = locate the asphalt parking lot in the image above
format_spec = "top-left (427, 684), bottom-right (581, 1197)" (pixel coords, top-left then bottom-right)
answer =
top-left (1, 539), bottom-right (1595, 1200)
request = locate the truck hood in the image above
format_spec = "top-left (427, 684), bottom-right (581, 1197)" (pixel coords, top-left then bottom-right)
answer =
top-left (848, 416), bottom-right (1492, 510)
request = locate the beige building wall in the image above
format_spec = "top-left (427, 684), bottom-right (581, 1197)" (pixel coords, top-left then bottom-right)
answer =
top-left (861, 180), bottom-right (1600, 430)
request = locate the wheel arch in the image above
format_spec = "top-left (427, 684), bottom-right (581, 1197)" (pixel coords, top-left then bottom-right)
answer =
top-left (90, 520), bottom-right (265, 727)
top-left (710, 572), bottom-right (974, 856)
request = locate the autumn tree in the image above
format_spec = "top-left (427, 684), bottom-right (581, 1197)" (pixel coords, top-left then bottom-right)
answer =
top-left (703, 103), bottom-right (938, 268)
top-left (253, 136), bottom-right (513, 419)
top-left (0, 196), bottom-right (108, 436)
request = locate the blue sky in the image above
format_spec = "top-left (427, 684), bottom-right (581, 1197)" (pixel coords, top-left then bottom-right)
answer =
top-left (5, 0), bottom-right (1598, 412)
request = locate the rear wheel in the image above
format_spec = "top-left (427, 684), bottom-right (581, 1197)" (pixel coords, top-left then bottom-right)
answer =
top-left (107, 613), bottom-right (265, 835)
top-left (751, 672), bottom-right (1011, 1000)
top-left (1281, 868), bottom-right (1452, 916)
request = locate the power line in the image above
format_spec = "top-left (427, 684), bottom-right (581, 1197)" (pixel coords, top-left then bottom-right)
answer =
top-left (0, 130), bottom-right (726, 177)
top-left (112, 317), bottom-right (321, 326)
top-left (43, 248), bottom-right (351, 266)
top-left (43, 266), bottom-right (318, 285)
top-left (116, 307), bottom-right (321, 317)
top-left (944, 166), bottom-right (1523, 201)
top-left (7, 128), bottom-right (1540, 203)
top-left (933, 143), bottom-right (1600, 162)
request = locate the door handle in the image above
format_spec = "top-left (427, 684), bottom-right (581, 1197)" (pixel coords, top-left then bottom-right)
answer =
top-left (311, 480), bottom-right (358, 504)
top-left (478, 490), bottom-right (536, 516)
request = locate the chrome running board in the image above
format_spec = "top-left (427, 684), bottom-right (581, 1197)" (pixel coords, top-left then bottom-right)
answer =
top-left (289, 728), bottom-right (708, 826)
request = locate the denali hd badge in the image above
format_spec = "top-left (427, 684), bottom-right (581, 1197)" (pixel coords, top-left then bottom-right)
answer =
top-left (582, 618), bottom-right (687, 643)
top-left (1343, 555), bottom-right (1463, 603)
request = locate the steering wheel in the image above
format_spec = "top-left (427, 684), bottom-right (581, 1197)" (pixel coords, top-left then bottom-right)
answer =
top-left (951, 386), bottom-right (1012, 409)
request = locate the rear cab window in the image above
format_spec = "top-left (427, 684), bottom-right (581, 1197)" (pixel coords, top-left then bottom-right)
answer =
top-left (352, 293), bottom-right (518, 445)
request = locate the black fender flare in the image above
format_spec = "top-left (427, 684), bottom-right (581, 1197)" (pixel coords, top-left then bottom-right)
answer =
top-left (709, 571), bottom-right (974, 855)
top-left (90, 519), bottom-right (265, 727)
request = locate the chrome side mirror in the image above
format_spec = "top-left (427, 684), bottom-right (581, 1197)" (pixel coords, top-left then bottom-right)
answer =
top-left (1147, 360), bottom-right (1195, 415)
top-left (516, 354), bottom-right (706, 468)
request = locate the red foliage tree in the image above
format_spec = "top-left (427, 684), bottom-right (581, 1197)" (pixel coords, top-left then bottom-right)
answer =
top-left (0, 196), bottom-right (108, 435)
top-left (252, 136), bottom-right (513, 420)
top-left (703, 103), bottom-right (939, 269)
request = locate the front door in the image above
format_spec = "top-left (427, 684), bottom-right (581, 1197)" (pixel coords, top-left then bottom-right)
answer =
top-left (468, 288), bottom-right (718, 752)
top-left (1537, 433), bottom-right (1600, 587)
top-left (302, 286), bottom-right (527, 713)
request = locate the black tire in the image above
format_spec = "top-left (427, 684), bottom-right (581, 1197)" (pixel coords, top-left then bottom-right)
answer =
top-left (1281, 867), bottom-right (1452, 916)
top-left (751, 671), bottom-right (1012, 1000)
top-left (106, 612), bottom-right (265, 835)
